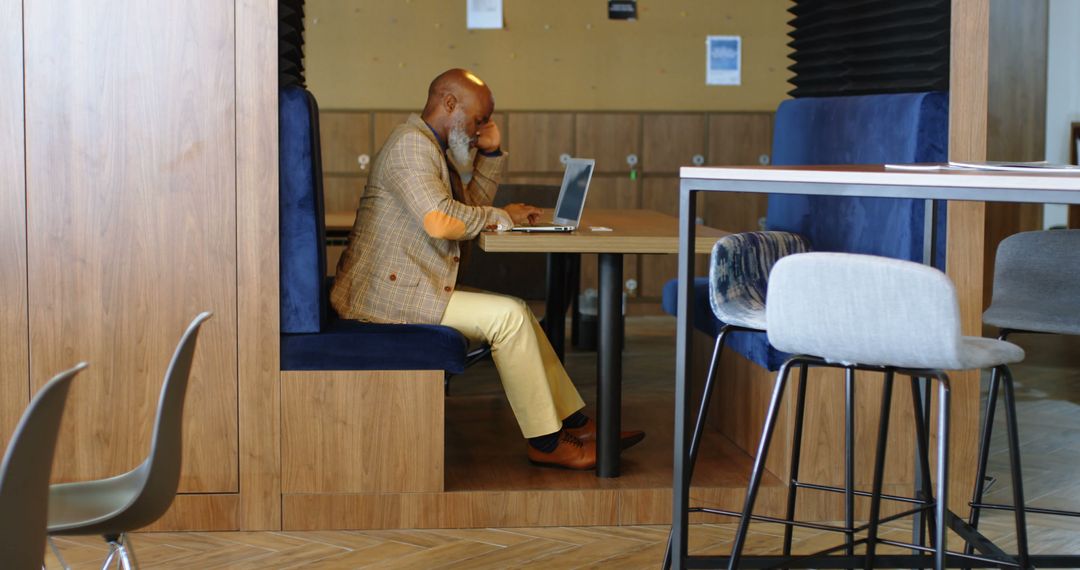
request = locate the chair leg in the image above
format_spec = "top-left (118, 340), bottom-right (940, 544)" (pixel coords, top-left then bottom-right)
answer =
top-left (663, 327), bottom-right (731, 570)
top-left (964, 362), bottom-right (1001, 564)
top-left (1000, 365), bottom-right (1030, 569)
top-left (728, 359), bottom-right (797, 570)
top-left (781, 363), bottom-right (810, 562)
top-left (844, 366), bottom-right (856, 557)
top-left (910, 376), bottom-right (937, 551)
top-left (932, 373), bottom-right (951, 570)
top-left (48, 537), bottom-right (71, 570)
top-left (99, 540), bottom-right (119, 570)
top-left (864, 369), bottom-right (895, 569)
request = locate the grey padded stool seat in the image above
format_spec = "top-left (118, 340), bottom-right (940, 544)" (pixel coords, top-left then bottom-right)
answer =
top-left (727, 253), bottom-right (1028, 570)
top-left (0, 363), bottom-right (84, 570)
top-left (968, 230), bottom-right (1080, 561)
top-left (46, 312), bottom-right (211, 570)
top-left (664, 231), bottom-right (810, 569)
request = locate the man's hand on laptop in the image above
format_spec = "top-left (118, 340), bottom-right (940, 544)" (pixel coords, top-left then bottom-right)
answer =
top-left (504, 203), bottom-right (543, 225)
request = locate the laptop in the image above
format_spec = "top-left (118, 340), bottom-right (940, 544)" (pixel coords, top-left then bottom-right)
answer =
top-left (510, 158), bottom-right (595, 232)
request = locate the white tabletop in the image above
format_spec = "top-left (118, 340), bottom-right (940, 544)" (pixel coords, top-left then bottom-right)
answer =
top-left (680, 164), bottom-right (1080, 204)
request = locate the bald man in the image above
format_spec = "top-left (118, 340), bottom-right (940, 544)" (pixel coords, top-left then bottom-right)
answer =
top-left (331, 69), bottom-right (643, 470)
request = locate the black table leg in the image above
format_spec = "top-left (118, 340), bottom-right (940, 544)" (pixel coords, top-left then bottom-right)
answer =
top-left (597, 252), bottom-right (623, 478)
top-left (545, 252), bottom-right (567, 362)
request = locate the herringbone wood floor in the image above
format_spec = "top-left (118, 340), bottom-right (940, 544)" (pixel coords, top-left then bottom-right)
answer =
top-left (42, 321), bottom-right (1080, 569)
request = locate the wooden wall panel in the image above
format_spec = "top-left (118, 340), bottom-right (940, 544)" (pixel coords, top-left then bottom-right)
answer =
top-left (947, 0), bottom-right (991, 514)
top-left (575, 113), bottom-right (641, 174)
top-left (320, 111), bottom-right (372, 174)
top-left (323, 176), bottom-right (366, 213)
top-left (507, 113), bottom-right (575, 173)
top-left (983, 0), bottom-right (1048, 306)
top-left (282, 371), bottom-right (444, 494)
top-left (237, 0), bottom-right (280, 530)
top-left (639, 177), bottom-right (707, 298)
top-left (24, 2), bottom-right (238, 491)
top-left (0, 0), bottom-right (28, 450)
top-left (373, 111), bottom-right (412, 153)
top-left (707, 113), bottom-right (773, 167)
top-left (642, 114), bottom-right (707, 174)
top-left (702, 113), bottom-right (774, 234)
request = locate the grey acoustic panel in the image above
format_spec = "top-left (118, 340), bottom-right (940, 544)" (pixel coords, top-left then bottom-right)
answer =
top-left (280, 0), bottom-right (306, 87)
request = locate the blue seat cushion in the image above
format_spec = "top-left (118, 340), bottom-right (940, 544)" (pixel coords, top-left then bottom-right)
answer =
top-left (281, 316), bottom-right (468, 373)
top-left (662, 278), bottom-right (787, 371)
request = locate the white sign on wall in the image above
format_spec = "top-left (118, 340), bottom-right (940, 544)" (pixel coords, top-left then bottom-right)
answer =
top-left (467, 0), bottom-right (503, 30)
top-left (706, 35), bottom-right (741, 86)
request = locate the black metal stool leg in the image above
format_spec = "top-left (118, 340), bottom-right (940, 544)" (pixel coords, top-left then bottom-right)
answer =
top-left (911, 376), bottom-right (937, 553)
top-left (964, 362), bottom-right (1001, 566)
top-left (663, 327), bottom-right (731, 569)
top-left (864, 369), bottom-right (895, 569)
top-left (1000, 365), bottom-right (1031, 569)
top-left (728, 359), bottom-right (797, 570)
top-left (932, 373), bottom-right (951, 570)
top-left (782, 363), bottom-right (810, 564)
top-left (844, 366), bottom-right (856, 557)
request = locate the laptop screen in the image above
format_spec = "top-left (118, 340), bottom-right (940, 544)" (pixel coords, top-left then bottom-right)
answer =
top-left (553, 159), bottom-right (595, 224)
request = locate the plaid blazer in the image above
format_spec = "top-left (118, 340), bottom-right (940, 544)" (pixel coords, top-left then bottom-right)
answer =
top-left (330, 114), bottom-right (507, 324)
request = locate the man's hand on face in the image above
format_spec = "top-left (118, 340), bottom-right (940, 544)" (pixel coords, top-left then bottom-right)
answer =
top-left (503, 203), bottom-right (543, 225)
top-left (476, 121), bottom-right (501, 153)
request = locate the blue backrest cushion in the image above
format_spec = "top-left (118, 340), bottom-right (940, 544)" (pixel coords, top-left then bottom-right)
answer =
top-left (279, 87), bottom-right (328, 334)
top-left (767, 92), bottom-right (949, 264)
top-left (665, 92), bottom-right (949, 371)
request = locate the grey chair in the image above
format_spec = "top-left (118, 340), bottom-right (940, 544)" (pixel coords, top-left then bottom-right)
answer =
top-left (0, 362), bottom-right (84, 570)
top-left (968, 230), bottom-right (1080, 552)
top-left (664, 231), bottom-right (810, 568)
top-left (728, 253), bottom-right (1028, 570)
top-left (46, 312), bottom-right (211, 570)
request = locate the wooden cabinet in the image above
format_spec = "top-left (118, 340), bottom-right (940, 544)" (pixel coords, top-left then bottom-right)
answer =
top-left (23, 0), bottom-right (239, 493)
top-left (0, 0), bottom-right (28, 450)
top-left (578, 176), bottom-right (640, 295)
top-left (642, 114), bottom-right (707, 174)
top-left (373, 111), bottom-right (413, 154)
top-left (703, 113), bottom-right (773, 233)
top-left (575, 113), bottom-right (641, 174)
top-left (320, 111), bottom-right (373, 174)
top-left (507, 112), bottom-right (575, 173)
top-left (708, 113), bottom-right (773, 166)
top-left (324, 176), bottom-right (366, 213)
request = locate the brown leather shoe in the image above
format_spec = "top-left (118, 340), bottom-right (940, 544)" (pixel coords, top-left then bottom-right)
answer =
top-left (527, 432), bottom-right (597, 470)
top-left (564, 418), bottom-right (646, 450)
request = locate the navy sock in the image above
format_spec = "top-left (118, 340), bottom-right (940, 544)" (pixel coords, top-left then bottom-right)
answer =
top-left (562, 411), bottom-right (589, 429)
top-left (528, 431), bottom-right (561, 453)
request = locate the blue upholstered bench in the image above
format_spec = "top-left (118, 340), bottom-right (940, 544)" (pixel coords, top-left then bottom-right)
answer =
top-left (279, 86), bottom-right (468, 373)
top-left (663, 92), bottom-right (949, 370)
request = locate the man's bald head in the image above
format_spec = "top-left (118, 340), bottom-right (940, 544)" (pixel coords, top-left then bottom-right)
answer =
top-left (422, 68), bottom-right (494, 118)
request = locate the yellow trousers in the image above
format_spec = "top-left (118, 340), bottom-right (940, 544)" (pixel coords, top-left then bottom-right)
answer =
top-left (439, 290), bottom-right (586, 438)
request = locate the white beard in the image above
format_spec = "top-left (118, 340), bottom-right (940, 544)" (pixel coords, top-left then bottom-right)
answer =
top-left (447, 113), bottom-right (476, 185)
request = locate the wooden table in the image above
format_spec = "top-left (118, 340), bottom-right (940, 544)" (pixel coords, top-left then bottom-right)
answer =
top-left (482, 208), bottom-right (726, 477)
top-left (671, 164), bottom-right (1080, 569)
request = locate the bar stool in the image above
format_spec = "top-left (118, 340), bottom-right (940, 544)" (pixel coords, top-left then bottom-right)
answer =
top-left (968, 230), bottom-right (1080, 561)
top-left (728, 253), bottom-right (1028, 570)
top-left (664, 231), bottom-right (810, 568)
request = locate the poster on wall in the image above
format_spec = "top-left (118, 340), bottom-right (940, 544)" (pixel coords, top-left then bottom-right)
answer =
top-left (467, 0), bottom-right (503, 30)
top-left (706, 35), bottom-right (741, 86)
